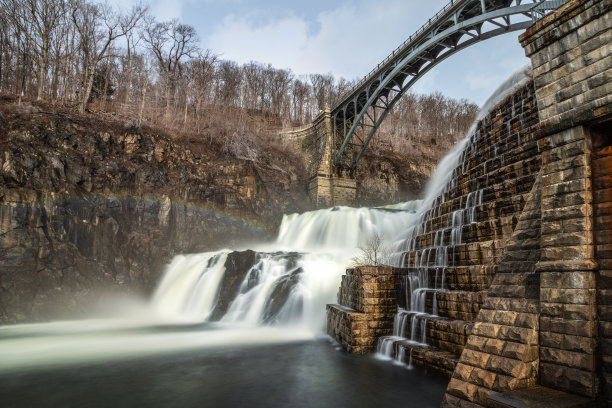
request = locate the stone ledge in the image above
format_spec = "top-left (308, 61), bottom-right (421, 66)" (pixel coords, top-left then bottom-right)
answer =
top-left (487, 385), bottom-right (592, 408)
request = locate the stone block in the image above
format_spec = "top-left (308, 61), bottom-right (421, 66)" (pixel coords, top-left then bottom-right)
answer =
top-left (501, 342), bottom-right (539, 362)
top-left (540, 316), bottom-right (598, 337)
top-left (540, 347), bottom-right (595, 371)
top-left (468, 367), bottom-right (498, 389)
top-left (541, 245), bottom-right (594, 262)
top-left (541, 231), bottom-right (593, 247)
top-left (540, 363), bottom-right (598, 398)
top-left (540, 271), bottom-right (597, 289)
top-left (541, 331), bottom-right (597, 354)
top-left (447, 378), bottom-right (478, 402)
top-left (542, 204), bottom-right (592, 223)
top-left (540, 130), bottom-right (587, 155)
top-left (485, 354), bottom-right (535, 379)
top-left (540, 288), bottom-right (596, 305)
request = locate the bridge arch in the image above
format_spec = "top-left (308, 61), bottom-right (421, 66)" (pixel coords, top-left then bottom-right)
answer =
top-left (330, 0), bottom-right (569, 171)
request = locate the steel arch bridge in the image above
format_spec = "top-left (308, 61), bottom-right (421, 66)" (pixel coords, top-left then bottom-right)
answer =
top-left (330, 0), bottom-right (569, 172)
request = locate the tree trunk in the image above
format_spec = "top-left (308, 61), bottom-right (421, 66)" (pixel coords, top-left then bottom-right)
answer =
top-left (36, 43), bottom-right (49, 100)
top-left (101, 56), bottom-right (112, 110)
top-left (123, 37), bottom-right (132, 106)
top-left (195, 98), bottom-right (201, 134)
top-left (165, 77), bottom-right (172, 120)
top-left (183, 96), bottom-right (188, 127)
top-left (138, 85), bottom-right (147, 126)
top-left (80, 63), bottom-right (96, 113)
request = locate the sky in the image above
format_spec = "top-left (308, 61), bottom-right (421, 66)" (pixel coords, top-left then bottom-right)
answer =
top-left (111, 0), bottom-right (532, 106)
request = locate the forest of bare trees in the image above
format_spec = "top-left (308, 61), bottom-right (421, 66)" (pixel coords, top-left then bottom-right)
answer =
top-left (0, 0), bottom-right (479, 160)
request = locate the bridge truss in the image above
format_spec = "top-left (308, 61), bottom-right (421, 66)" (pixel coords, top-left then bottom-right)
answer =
top-left (331, 0), bottom-right (570, 171)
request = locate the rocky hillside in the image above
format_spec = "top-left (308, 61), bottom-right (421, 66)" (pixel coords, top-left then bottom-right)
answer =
top-left (0, 96), bottom-right (310, 323)
top-left (0, 95), bottom-right (439, 323)
top-left (357, 151), bottom-right (437, 206)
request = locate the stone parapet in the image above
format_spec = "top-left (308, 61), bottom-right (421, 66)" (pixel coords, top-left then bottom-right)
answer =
top-left (327, 266), bottom-right (404, 354)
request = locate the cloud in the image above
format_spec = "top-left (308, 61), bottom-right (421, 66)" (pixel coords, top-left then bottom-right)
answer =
top-left (207, 14), bottom-right (310, 71)
top-left (109, 0), bottom-right (188, 21)
top-left (206, 0), bottom-right (437, 80)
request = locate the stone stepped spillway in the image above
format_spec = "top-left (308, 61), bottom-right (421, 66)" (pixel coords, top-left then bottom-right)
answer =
top-left (326, 71), bottom-right (545, 376)
top-left (374, 79), bottom-right (542, 374)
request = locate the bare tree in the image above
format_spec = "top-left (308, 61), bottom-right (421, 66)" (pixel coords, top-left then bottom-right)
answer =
top-left (310, 73), bottom-right (334, 112)
top-left (0, 0), bottom-right (478, 161)
top-left (142, 17), bottom-right (199, 118)
top-left (71, 0), bottom-right (144, 112)
top-left (215, 60), bottom-right (242, 107)
top-left (268, 68), bottom-right (293, 117)
top-left (351, 233), bottom-right (390, 267)
top-left (0, 0), bottom-right (66, 99)
top-left (119, 2), bottom-right (147, 106)
top-left (186, 50), bottom-right (217, 131)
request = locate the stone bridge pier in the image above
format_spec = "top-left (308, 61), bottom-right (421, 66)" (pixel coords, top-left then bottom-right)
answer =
top-left (279, 110), bottom-right (356, 208)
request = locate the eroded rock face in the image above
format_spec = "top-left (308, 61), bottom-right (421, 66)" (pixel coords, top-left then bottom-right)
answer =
top-left (262, 266), bottom-right (303, 324)
top-left (0, 105), bottom-right (309, 323)
top-left (357, 154), bottom-right (436, 205)
top-left (209, 250), bottom-right (257, 321)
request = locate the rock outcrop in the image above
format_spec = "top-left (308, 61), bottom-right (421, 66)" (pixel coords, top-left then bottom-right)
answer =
top-left (0, 99), bottom-right (309, 323)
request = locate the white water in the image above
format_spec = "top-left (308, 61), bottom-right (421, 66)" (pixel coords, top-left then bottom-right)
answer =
top-left (0, 200), bottom-right (421, 373)
top-left (377, 65), bottom-right (533, 366)
top-left (150, 201), bottom-right (421, 332)
top-left (0, 65), bottom-right (533, 374)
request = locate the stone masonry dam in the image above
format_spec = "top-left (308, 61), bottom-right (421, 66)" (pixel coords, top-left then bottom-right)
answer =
top-left (324, 0), bottom-right (612, 406)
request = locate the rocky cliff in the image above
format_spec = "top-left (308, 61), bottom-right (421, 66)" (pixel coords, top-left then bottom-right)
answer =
top-left (0, 96), bottom-right (310, 323)
top-left (357, 152), bottom-right (436, 205)
top-left (0, 95), bottom-right (437, 324)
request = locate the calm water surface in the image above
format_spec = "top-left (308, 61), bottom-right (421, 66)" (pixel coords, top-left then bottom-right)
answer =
top-left (0, 335), bottom-right (447, 408)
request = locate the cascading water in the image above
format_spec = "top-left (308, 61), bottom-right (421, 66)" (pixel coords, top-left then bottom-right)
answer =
top-left (150, 200), bottom-right (421, 332)
top-left (377, 64), bottom-right (533, 366)
top-left (0, 65), bottom-right (534, 377)
top-left (0, 200), bottom-right (423, 373)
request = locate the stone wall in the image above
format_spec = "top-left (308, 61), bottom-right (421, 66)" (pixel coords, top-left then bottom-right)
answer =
top-left (404, 82), bottom-right (541, 377)
top-left (519, 0), bottom-right (611, 402)
top-left (521, 0), bottom-right (612, 131)
top-left (326, 266), bottom-right (403, 353)
top-left (442, 0), bottom-right (612, 405)
top-left (327, 82), bottom-right (542, 384)
top-left (593, 127), bottom-right (612, 403)
top-left (280, 109), bottom-right (331, 181)
top-left (443, 174), bottom-right (543, 406)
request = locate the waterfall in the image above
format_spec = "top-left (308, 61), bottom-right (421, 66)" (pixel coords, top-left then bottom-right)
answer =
top-left (0, 66), bottom-right (536, 375)
top-left (150, 201), bottom-right (421, 332)
top-left (376, 64), bottom-right (533, 366)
